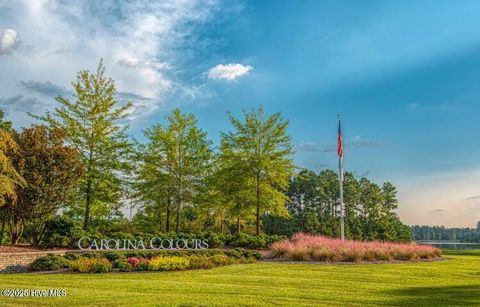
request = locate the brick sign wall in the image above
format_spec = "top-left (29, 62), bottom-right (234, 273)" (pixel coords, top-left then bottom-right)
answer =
top-left (0, 251), bottom-right (67, 273)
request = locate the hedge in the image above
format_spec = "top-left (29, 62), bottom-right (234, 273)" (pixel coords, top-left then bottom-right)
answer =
top-left (28, 248), bottom-right (261, 273)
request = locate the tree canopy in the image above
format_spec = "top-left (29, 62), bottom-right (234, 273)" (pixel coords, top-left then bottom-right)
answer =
top-left (34, 60), bottom-right (133, 230)
top-left (219, 107), bottom-right (294, 234)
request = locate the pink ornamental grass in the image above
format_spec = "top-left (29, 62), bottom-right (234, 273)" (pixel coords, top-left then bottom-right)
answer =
top-left (269, 233), bottom-right (440, 262)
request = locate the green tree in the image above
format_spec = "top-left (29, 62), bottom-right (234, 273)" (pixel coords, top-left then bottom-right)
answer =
top-left (220, 107), bottom-right (294, 235)
top-left (137, 109), bottom-right (213, 233)
top-left (0, 117), bottom-right (22, 207)
top-left (343, 172), bottom-right (362, 239)
top-left (0, 109), bottom-right (12, 131)
top-left (0, 110), bottom-right (24, 244)
top-left (34, 60), bottom-right (132, 230)
top-left (5, 126), bottom-right (83, 244)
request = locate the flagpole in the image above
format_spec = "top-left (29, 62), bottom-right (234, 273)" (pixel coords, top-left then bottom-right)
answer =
top-left (338, 114), bottom-right (345, 241)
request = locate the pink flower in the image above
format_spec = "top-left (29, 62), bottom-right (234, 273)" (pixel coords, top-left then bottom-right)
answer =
top-left (127, 257), bottom-right (140, 266)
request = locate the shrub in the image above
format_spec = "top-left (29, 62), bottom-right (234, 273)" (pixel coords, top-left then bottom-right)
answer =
top-left (113, 259), bottom-right (132, 272)
top-left (127, 257), bottom-right (140, 267)
top-left (69, 258), bottom-right (112, 273)
top-left (228, 233), bottom-right (282, 249)
top-left (148, 256), bottom-right (189, 271)
top-left (187, 255), bottom-right (215, 269)
top-left (269, 233), bottom-right (440, 262)
top-left (134, 258), bottom-right (149, 271)
top-left (28, 254), bottom-right (70, 272)
top-left (38, 216), bottom-right (76, 248)
top-left (77, 252), bottom-right (101, 259)
top-left (64, 253), bottom-right (80, 260)
top-left (104, 251), bottom-right (126, 262)
top-left (206, 232), bottom-right (225, 248)
top-left (212, 254), bottom-right (237, 266)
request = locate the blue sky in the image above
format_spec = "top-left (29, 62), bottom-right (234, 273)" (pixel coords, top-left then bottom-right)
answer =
top-left (1, 0), bottom-right (479, 227)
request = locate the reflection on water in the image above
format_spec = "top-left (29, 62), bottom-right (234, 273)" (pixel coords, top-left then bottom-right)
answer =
top-left (416, 241), bottom-right (480, 249)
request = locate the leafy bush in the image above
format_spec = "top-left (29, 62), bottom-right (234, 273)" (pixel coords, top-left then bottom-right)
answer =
top-left (206, 232), bottom-right (225, 248)
top-left (148, 256), bottom-right (190, 271)
top-left (38, 216), bottom-right (76, 248)
top-left (134, 258), bottom-right (149, 271)
top-left (268, 233), bottom-right (441, 262)
top-left (210, 254), bottom-right (235, 266)
top-left (228, 233), bottom-right (284, 248)
top-left (104, 251), bottom-right (126, 262)
top-left (32, 250), bottom-right (256, 273)
top-left (69, 258), bottom-right (112, 273)
top-left (62, 231), bottom-right (282, 250)
top-left (187, 255), bottom-right (215, 269)
top-left (113, 259), bottom-right (132, 272)
top-left (127, 257), bottom-right (140, 267)
top-left (28, 254), bottom-right (70, 271)
top-left (64, 253), bottom-right (80, 260)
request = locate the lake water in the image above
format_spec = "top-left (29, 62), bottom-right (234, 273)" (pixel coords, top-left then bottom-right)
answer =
top-left (416, 241), bottom-right (480, 249)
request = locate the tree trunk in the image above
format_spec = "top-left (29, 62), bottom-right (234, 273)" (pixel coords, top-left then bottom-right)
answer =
top-left (9, 222), bottom-right (23, 245)
top-left (0, 210), bottom-right (6, 246)
top-left (176, 140), bottom-right (182, 234)
top-left (256, 171), bottom-right (260, 235)
top-left (237, 216), bottom-right (240, 234)
top-left (83, 177), bottom-right (92, 230)
top-left (220, 210), bottom-right (224, 234)
top-left (83, 152), bottom-right (94, 231)
top-left (175, 197), bottom-right (181, 233)
top-left (31, 221), bottom-right (45, 247)
top-left (166, 196), bottom-right (171, 232)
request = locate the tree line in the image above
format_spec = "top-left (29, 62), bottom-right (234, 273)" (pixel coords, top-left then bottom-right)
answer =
top-left (0, 60), bottom-right (410, 246)
top-left (262, 169), bottom-right (412, 242)
top-left (410, 224), bottom-right (480, 243)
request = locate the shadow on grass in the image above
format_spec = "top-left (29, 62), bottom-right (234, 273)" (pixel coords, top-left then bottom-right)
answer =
top-left (384, 285), bottom-right (480, 306)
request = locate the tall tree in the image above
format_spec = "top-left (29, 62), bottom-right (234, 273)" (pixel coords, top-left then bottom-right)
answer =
top-left (0, 110), bottom-right (24, 245)
top-left (221, 107), bottom-right (294, 235)
top-left (34, 60), bottom-right (132, 230)
top-left (6, 126), bottom-right (83, 245)
top-left (0, 109), bottom-right (12, 131)
top-left (0, 113), bottom-right (22, 208)
top-left (137, 109), bottom-right (213, 233)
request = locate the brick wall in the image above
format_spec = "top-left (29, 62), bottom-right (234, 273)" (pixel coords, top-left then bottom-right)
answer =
top-left (0, 251), bottom-right (67, 273)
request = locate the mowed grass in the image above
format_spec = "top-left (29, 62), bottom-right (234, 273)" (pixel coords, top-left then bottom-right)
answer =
top-left (1, 249), bottom-right (479, 306)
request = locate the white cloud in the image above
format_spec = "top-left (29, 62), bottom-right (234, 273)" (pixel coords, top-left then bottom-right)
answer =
top-left (208, 63), bottom-right (252, 81)
top-left (0, 0), bottom-right (225, 123)
top-left (0, 29), bottom-right (20, 55)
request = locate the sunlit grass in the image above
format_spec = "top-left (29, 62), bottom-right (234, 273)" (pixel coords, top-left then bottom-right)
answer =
top-left (0, 249), bottom-right (478, 306)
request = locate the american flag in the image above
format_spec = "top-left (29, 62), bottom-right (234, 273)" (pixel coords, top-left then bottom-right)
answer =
top-left (337, 117), bottom-right (343, 158)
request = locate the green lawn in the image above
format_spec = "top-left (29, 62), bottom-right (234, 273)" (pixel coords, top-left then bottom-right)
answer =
top-left (1, 250), bottom-right (479, 306)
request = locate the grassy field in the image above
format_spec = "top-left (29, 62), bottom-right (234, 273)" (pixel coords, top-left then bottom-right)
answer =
top-left (0, 249), bottom-right (479, 306)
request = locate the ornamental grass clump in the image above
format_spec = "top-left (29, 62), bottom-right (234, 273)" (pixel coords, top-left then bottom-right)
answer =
top-left (269, 233), bottom-right (440, 263)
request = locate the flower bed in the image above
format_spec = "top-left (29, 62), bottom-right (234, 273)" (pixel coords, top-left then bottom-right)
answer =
top-left (28, 248), bottom-right (260, 273)
top-left (268, 233), bottom-right (441, 262)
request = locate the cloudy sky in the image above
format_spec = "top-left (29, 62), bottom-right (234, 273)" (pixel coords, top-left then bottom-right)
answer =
top-left (1, 0), bottom-right (480, 227)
